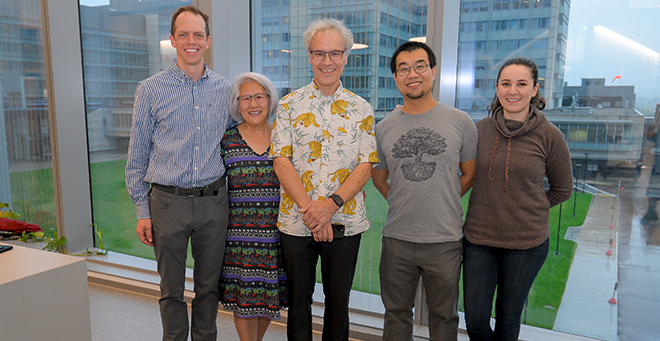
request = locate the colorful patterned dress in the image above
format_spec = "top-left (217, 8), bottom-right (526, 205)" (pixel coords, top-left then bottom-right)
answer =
top-left (219, 126), bottom-right (287, 319)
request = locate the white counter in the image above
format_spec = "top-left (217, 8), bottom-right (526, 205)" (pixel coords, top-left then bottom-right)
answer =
top-left (0, 244), bottom-right (91, 341)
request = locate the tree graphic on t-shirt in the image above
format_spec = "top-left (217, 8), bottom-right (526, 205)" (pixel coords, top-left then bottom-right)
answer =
top-left (392, 127), bottom-right (446, 182)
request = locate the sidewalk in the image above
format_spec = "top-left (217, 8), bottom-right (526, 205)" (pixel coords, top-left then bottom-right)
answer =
top-left (553, 194), bottom-right (619, 340)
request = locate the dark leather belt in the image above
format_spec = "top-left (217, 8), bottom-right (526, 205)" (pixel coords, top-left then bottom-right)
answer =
top-left (152, 177), bottom-right (225, 197)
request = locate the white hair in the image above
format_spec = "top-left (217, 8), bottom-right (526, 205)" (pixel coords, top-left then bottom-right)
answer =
top-left (303, 18), bottom-right (354, 53)
top-left (229, 72), bottom-right (279, 123)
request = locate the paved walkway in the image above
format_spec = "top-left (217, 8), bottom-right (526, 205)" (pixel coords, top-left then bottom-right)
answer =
top-left (554, 193), bottom-right (619, 340)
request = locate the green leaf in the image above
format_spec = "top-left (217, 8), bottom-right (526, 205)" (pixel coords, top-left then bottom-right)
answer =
top-left (32, 231), bottom-right (45, 241)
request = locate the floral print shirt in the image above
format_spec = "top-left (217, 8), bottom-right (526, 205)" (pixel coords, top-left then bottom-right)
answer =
top-left (269, 81), bottom-right (379, 237)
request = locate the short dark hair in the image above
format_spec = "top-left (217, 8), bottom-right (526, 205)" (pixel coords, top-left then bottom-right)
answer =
top-left (390, 41), bottom-right (437, 74)
top-left (170, 6), bottom-right (210, 38)
top-left (488, 57), bottom-right (546, 115)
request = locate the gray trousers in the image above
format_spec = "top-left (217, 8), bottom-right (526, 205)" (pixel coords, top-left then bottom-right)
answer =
top-left (150, 186), bottom-right (229, 341)
top-left (379, 237), bottom-right (463, 341)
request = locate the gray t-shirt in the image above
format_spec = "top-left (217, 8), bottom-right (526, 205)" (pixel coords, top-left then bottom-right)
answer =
top-left (375, 103), bottom-right (478, 243)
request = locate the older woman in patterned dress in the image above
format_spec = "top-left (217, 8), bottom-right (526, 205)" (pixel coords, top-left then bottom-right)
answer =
top-left (219, 72), bottom-right (286, 341)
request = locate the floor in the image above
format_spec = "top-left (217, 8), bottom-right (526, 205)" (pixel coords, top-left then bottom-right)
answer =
top-left (88, 282), bottom-right (294, 341)
top-left (88, 279), bottom-right (600, 341)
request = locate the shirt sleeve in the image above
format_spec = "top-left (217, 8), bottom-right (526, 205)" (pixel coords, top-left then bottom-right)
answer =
top-left (374, 119), bottom-right (387, 170)
top-left (460, 114), bottom-right (479, 162)
top-left (357, 101), bottom-right (379, 165)
top-left (269, 97), bottom-right (294, 159)
top-left (545, 126), bottom-right (574, 207)
top-left (125, 81), bottom-right (155, 220)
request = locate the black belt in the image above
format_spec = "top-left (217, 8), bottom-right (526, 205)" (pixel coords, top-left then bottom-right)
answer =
top-left (152, 177), bottom-right (225, 197)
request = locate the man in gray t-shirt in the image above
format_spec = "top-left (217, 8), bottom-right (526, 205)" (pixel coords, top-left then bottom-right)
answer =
top-left (372, 42), bottom-right (477, 341)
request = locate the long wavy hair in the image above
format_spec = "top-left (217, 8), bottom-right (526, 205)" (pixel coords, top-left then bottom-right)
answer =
top-left (487, 57), bottom-right (545, 116)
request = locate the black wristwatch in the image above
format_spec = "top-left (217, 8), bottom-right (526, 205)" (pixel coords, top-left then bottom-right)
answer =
top-left (329, 193), bottom-right (344, 207)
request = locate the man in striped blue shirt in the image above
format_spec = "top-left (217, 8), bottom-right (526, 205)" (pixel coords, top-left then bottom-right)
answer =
top-left (125, 6), bottom-right (232, 341)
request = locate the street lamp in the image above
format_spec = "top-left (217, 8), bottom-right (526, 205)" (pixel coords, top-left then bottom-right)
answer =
top-left (555, 203), bottom-right (563, 255)
top-left (573, 164), bottom-right (581, 216)
top-left (583, 152), bottom-right (590, 193)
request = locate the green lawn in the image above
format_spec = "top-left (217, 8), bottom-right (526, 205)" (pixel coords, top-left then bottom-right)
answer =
top-left (10, 159), bottom-right (591, 329)
top-left (9, 168), bottom-right (57, 234)
top-left (526, 194), bottom-right (590, 328)
top-left (89, 159), bottom-right (159, 262)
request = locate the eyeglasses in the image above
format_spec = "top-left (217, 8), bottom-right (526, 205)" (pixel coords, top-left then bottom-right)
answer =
top-left (395, 63), bottom-right (431, 77)
top-left (237, 93), bottom-right (269, 105)
top-left (309, 50), bottom-right (346, 61)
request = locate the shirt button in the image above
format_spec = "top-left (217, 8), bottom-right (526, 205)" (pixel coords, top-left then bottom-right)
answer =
top-left (197, 127), bottom-right (200, 129)
top-left (195, 147), bottom-right (199, 150)
top-left (194, 167), bottom-right (197, 170)
top-left (195, 106), bottom-right (199, 109)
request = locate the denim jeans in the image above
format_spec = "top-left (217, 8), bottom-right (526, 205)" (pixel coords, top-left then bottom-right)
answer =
top-left (462, 238), bottom-right (549, 341)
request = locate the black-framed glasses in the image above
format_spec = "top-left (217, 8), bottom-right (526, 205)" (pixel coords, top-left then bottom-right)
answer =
top-left (309, 50), bottom-right (346, 61)
top-left (396, 63), bottom-right (431, 77)
top-left (237, 93), bottom-right (270, 105)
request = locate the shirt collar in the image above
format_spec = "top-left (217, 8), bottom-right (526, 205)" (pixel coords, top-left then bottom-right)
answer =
top-left (309, 79), bottom-right (344, 98)
top-left (169, 59), bottom-right (210, 82)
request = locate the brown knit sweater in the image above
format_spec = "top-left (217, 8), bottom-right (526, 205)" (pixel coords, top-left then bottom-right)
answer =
top-left (463, 106), bottom-right (573, 250)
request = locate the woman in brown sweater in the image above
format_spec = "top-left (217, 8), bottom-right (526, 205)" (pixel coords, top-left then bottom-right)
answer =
top-left (462, 58), bottom-right (573, 341)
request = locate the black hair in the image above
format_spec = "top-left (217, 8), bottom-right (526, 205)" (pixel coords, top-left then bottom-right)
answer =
top-left (390, 41), bottom-right (437, 74)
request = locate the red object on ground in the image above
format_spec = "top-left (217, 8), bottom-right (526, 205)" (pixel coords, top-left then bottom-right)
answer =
top-left (0, 218), bottom-right (42, 233)
top-left (606, 249), bottom-right (612, 256)
top-left (608, 297), bottom-right (617, 304)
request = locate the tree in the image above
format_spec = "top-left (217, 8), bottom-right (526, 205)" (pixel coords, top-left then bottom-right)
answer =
top-left (392, 127), bottom-right (447, 182)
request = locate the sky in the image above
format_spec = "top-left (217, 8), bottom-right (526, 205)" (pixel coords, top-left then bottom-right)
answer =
top-left (564, 0), bottom-right (660, 99)
top-left (79, 0), bottom-right (109, 6)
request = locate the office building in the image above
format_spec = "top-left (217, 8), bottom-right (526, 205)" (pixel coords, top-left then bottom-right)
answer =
top-left (252, 0), bottom-right (428, 118)
top-left (457, 0), bottom-right (570, 110)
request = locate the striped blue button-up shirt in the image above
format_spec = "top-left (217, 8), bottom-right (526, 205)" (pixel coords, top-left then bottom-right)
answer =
top-left (125, 60), bottom-right (232, 219)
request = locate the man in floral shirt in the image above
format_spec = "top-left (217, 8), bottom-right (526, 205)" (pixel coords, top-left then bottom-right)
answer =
top-left (269, 18), bottom-right (378, 341)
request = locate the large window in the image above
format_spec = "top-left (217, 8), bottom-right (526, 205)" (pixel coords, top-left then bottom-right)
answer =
top-left (457, 0), bottom-right (659, 339)
top-left (251, 0), bottom-right (660, 339)
top-left (0, 0), bottom-right (56, 238)
top-left (79, 0), bottom-right (192, 263)
top-left (11, 0), bottom-right (658, 339)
